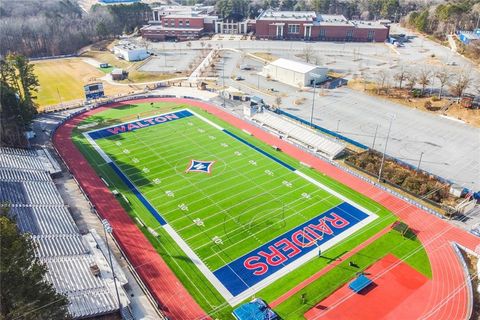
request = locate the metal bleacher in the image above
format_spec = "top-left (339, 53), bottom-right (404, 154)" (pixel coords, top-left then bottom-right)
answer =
top-left (0, 147), bottom-right (46, 170)
top-left (0, 147), bottom-right (124, 319)
top-left (252, 111), bottom-right (346, 160)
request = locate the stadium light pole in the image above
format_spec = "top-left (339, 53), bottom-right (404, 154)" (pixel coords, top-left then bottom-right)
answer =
top-left (102, 219), bottom-right (122, 312)
top-left (310, 73), bottom-right (322, 126)
top-left (222, 53), bottom-right (226, 107)
top-left (378, 114), bottom-right (395, 182)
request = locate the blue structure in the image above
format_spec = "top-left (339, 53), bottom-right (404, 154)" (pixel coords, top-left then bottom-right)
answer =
top-left (349, 274), bottom-right (373, 293)
top-left (99, 0), bottom-right (139, 3)
top-left (233, 299), bottom-right (279, 320)
top-left (458, 29), bottom-right (480, 45)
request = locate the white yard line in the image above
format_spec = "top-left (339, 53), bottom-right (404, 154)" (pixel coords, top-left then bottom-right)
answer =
top-left (86, 108), bottom-right (380, 305)
top-left (162, 225), bottom-right (234, 301)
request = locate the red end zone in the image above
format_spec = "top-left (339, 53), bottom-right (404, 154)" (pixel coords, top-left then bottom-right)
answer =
top-left (304, 254), bottom-right (428, 320)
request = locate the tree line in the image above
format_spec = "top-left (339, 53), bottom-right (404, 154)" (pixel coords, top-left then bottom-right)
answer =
top-left (212, 0), bottom-right (416, 21)
top-left (405, 0), bottom-right (480, 36)
top-left (373, 65), bottom-right (474, 99)
top-left (0, 0), bottom-right (151, 58)
top-left (0, 54), bottom-right (39, 147)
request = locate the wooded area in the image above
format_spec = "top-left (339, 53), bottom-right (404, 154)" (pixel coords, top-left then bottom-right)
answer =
top-left (0, 0), bottom-right (151, 58)
top-left (0, 54), bottom-right (39, 147)
top-left (213, 0), bottom-right (414, 21)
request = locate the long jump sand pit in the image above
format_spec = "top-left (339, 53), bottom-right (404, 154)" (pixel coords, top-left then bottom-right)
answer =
top-left (304, 253), bottom-right (428, 320)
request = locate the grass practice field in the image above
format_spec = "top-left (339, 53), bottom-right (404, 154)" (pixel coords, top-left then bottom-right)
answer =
top-left (33, 58), bottom-right (135, 108)
top-left (73, 101), bottom-right (431, 319)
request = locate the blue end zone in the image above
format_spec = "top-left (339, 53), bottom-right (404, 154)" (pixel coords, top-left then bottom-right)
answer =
top-left (213, 202), bottom-right (369, 296)
top-left (222, 129), bottom-right (295, 171)
top-left (89, 110), bottom-right (193, 140)
top-left (109, 162), bottom-right (167, 225)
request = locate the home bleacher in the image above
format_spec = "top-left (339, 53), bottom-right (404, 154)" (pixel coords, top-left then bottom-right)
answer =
top-left (0, 147), bottom-right (130, 319)
top-left (251, 111), bottom-right (346, 160)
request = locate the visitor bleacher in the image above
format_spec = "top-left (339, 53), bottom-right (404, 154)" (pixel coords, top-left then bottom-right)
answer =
top-left (252, 111), bottom-right (346, 160)
top-left (0, 147), bottom-right (126, 319)
top-left (0, 147), bottom-right (46, 170)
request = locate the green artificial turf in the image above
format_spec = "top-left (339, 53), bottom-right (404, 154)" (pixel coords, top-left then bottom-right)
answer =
top-left (72, 102), bottom-right (431, 319)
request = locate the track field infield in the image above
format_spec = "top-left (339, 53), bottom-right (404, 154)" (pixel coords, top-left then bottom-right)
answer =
top-left (72, 101), bottom-right (430, 319)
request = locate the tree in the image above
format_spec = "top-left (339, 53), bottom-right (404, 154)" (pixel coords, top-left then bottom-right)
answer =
top-left (280, 0), bottom-right (296, 11)
top-left (418, 68), bottom-right (431, 96)
top-left (302, 45), bottom-right (314, 63)
top-left (376, 69), bottom-right (389, 93)
top-left (406, 72), bottom-right (417, 93)
top-left (0, 54), bottom-right (39, 146)
top-left (274, 95), bottom-right (282, 108)
top-left (394, 67), bottom-right (407, 89)
top-left (449, 71), bottom-right (471, 98)
top-left (436, 68), bottom-right (449, 98)
top-left (0, 209), bottom-right (70, 319)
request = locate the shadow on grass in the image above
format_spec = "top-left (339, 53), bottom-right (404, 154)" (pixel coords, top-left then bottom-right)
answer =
top-left (320, 250), bottom-right (348, 264)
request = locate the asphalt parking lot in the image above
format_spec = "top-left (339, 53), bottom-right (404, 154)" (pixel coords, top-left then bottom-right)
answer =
top-left (217, 50), bottom-right (480, 191)
top-left (145, 27), bottom-right (480, 191)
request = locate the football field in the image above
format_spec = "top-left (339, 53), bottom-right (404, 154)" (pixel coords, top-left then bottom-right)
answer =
top-left (84, 107), bottom-right (378, 304)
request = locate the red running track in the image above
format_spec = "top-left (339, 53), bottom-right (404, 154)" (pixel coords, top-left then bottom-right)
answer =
top-left (55, 98), bottom-right (480, 320)
top-left (53, 102), bottom-right (208, 320)
top-left (304, 254), bottom-right (429, 320)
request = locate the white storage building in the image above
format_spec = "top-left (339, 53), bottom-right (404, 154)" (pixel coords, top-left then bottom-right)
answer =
top-left (113, 43), bottom-right (149, 61)
top-left (262, 58), bottom-right (328, 88)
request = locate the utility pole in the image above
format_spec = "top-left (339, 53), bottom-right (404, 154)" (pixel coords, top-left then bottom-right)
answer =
top-left (378, 115), bottom-right (395, 182)
top-left (372, 124), bottom-right (379, 149)
top-left (102, 219), bottom-right (122, 312)
top-left (417, 151), bottom-right (424, 171)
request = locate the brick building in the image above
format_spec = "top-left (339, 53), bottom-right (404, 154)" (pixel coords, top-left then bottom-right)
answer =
top-left (255, 10), bottom-right (389, 42)
top-left (141, 5), bottom-right (217, 41)
top-left (141, 6), bottom-right (389, 43)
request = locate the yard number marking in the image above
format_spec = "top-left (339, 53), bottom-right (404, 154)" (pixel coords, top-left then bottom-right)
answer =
top-left (301, 192), bottom-right (311, 199)
top-left (178, 203), bottom-right (189, 211)
top-left (193, 218), bottom-right (205, 227)
top-left (165, 190), bottom-right (174, 197)
top-left (282, 180), bottom-right (292, 188)
top-left (212, 236), bottom-right (223, 245)
top-left (265, 170), bottom-right (274, 176)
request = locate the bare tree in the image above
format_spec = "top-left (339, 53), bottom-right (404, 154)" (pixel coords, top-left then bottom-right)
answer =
top-left (274, 95), bottom-right (282, 108)
top-left (436, 68), bottom-right (449, 99)
top-left (449, 71), bottom-right (472, 98)
top-left (418, 68), bottom-right (431, 96)
top-left (394, 67), bottom-right (408, 89)
top-left (376, 69), bottom-right (389, 93)
top-left (302, 45), bottom-right (314, 64)
top-left (406, 72), bottom-right (417, 94)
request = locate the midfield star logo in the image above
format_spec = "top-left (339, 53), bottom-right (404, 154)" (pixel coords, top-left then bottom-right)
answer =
top-left (185, 160), bottom-right (215, 174)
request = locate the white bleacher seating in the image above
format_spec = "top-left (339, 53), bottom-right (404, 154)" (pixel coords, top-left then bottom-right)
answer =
top-left (0, 147), bottom-right (125, 318)
top-left (252, 111), bottom-right (346, 160)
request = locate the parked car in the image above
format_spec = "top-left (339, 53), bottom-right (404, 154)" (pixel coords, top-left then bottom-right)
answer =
top-left (234, 76), bottom-right (244, 81)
